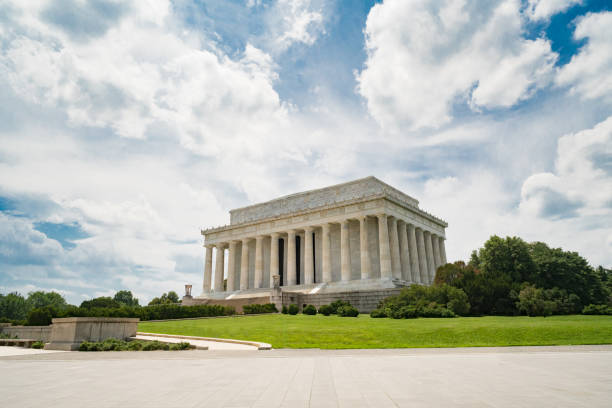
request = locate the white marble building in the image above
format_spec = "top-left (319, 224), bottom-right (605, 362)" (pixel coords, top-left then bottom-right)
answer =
top-left (199, 177), bottom-right (447, 299)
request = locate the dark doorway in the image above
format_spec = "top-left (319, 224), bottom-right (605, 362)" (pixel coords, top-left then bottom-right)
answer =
top-left (312, 232), bottom-right (316, 283)
top-left (296, 235), bottom-right (301, 285)
top-left (279, 238), bottom-right (285, 286)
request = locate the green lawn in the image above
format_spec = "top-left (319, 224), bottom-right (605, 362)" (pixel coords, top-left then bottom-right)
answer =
top-left (138, 314), bottom-right (612, 349)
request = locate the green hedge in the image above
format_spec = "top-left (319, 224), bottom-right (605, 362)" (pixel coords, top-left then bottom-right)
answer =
top-left (302, 305), bottom-right (317, 315)
top-left (242, 303), bottom-right (278, 314)
top-left (79, 338), bottom-right (192, 351)
top-left (582, 304), bottom-right (612, 315)
top-left (26, 304), bottom-right (236, 323)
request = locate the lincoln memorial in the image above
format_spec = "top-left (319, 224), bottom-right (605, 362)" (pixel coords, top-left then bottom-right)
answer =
top-left (191, 177), bottom-right (448, 311)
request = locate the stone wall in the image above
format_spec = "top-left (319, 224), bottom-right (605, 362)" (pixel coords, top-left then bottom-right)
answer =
top-left (45, 317), bottom-right (139, 351)
top-left (293, 288), bottom-right (403, 313)
top-left (0, 325), bottom-right (52, 342)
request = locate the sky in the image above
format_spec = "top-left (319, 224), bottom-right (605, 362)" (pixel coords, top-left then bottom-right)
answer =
top-left (0, 0), bottom-right (610, 305)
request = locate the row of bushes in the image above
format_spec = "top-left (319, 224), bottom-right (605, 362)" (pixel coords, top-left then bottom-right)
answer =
top-left (79, 338), bottom-right (192, 351)
top-left (242, 303), bottom-right (278, 314)
top-left (24, 303), bottom-right (236, 326)
top-left (279, 300), bottom-right (360, 317)
top-left (582, 304), bottom-right (612, 315)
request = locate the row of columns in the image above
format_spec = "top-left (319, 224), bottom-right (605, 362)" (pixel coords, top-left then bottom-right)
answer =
top-left (203, 214), bottom-right (447, 293)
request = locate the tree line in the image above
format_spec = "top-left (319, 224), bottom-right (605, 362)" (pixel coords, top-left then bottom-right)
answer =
top-left (0, 289), bottom-right (182, 326)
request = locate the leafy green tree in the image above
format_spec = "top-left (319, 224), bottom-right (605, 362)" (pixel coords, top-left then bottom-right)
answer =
top-left (476, 236), bottom-right (537, 283)
top-left (0, 292), bottom-right (28, 320)
top-left (529, 242), bottom-right (607, 307)
top-left (434, 261), bottom-right (471, 286)
top-left (26, 291), bottom-right (68, 311)
top-left (80, 296), bottom-right (120, 309)
top-left (113, 290), bottom-right (139, 307)
top-left (148, 291), bottom-right (180, 306)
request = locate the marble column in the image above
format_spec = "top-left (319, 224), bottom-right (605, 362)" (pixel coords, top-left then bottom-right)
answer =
top-left (240, 239), bottom-right (249, 290)
top-left (226, 241), bottom-right (237, 291)
top-left (340, 219), bottom-right (351, 281)
top-left (254, 236), bottom-right (264, 288)
top-left (213, 243), bottom-right (225, 292)
top-left (416, 228), bottom-right (428, 284)
top-left (287, 230), bottom-right (297, 286)
top-left (269, 232), bottom-right (280, 288)
top-left (407, 224), bottom-right (420, 283)
top-left (203, 245), bottom-right (213, 293)
top-left (439, 236), bottom-right (447, 264)
top-left (424, 231), bottom-right (435, 284)
top-left (389, 217), bottom-right (402, 279)
top-left (398, 220), bottom-right (411, 281)
top-left (304, 226), bottom-right (314, 284)
top-left (322, 223), bottom-right (332, 283)
top-left (359, 216), bottom-right (371, 279)
top-left (432, 234), bottom-right (442, 269)
top-left (377, 214), bottom-right (392, 278)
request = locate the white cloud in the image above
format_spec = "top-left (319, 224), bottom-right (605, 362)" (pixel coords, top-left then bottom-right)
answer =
top-left (0, 0), bottom-right (286, 143)
top-left (520, 116), bottom-right (612, 221)
top-left (526, 0), bottom-right (582, 20)
top-left (556, 11), bottom-right (612, 102)
top-left (357, 0), bottom-right (558, 131)
top-left (260, 0), bottom-right (326, 53)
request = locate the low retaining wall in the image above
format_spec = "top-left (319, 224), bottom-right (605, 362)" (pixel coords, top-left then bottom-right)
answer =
top-left (293, 288), bottom-right (403, 313)
top-left (45, 317), bottom-right (139, 351)
top-left (0, 325), bottom-right (52, 342)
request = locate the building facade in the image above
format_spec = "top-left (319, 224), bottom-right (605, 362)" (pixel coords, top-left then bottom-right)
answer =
top-left (198, 177), bottom-right (447, 303)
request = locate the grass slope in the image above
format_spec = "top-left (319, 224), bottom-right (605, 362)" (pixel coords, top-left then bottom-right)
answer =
top-left (138, 314), bottom-right (612, 349)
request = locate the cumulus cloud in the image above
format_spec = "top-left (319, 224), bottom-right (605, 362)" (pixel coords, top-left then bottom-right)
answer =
top-left (357, 0), bottom-right (558, 130)
top-left (258, 0), bottom-right (326, 53)
top-left (520, 116), bottom-right (612, 220)
top-left (556, 11), bottom-right (612, 102)
top-left (526, 0), bottom-right (582, 20)
top-left (0, 0), bottom-right (286, 142)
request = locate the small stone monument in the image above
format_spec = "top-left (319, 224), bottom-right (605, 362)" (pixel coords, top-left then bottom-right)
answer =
top-left (270, 275), bottom-right (282, 312)
top-left (182, 284), bottom-right (193, 305)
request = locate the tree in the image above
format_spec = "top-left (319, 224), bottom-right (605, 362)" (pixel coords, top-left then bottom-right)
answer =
top-left (148, 291), bottom-right (180, 306)
top-left (516, 285), bottom-right (554, 317)
top-left (476, 236), bottom-right (537, 283)
top-left (0, 292), bottom-right (28, 320)
top-left (529, 242), bottom-right (607, 307)
top-left (113, 290), bottom-right (139, 307)
top-left (80, 296), bottom-right (120, 309)
top-left (434, 261), bottom-right (471, 286)
top-left (26, 291), bottom-right (67, 311)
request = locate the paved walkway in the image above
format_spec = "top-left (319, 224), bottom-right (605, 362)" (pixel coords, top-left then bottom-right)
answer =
top-left (0, 346), bottom-right (65, 357)
top-left (134, 334), bottom-right (257, 350)
top-left (1, 346), bottom-right (611, 407)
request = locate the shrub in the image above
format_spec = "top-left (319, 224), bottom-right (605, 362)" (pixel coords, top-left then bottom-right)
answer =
top-left (26, 307), bottom-right (53, 326)
top-left (318, 305), bottom-right (333, 316)
top-left (30, 341), bottom-right (45, 349)
top-left (330, 299), bottom-right (351, 314)
top-left (516, 285), bottom-right (555, 317)
top-left (582, 304), bottom-right (612, 315)
top-left (302, 305), bottom-right (317, 315)
top-left (287, 304), bottom-right (299, 315)
top-left (369, 308), bottom-right (386, 318)
top-left (337, 305), bottom-right (359, 317)
top-left (79, 338), bottom-right (191, 352)
top-left (242, 303), bottom-right (278, 314)
top-left (420, 305), bottom-right (456, 318)
top-left (281, 305), bottom-right (288, 314)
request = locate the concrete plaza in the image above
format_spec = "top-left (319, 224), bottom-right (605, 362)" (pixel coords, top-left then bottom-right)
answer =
top-left (1, 346), bottom-right (611, 407)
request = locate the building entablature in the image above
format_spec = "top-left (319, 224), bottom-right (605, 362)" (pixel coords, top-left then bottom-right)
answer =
top-left (202, 196), bottom-right (446, 246)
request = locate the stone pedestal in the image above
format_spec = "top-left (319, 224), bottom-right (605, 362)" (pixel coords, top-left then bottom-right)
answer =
top-left (44, 317), bottom-right (139, 351)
